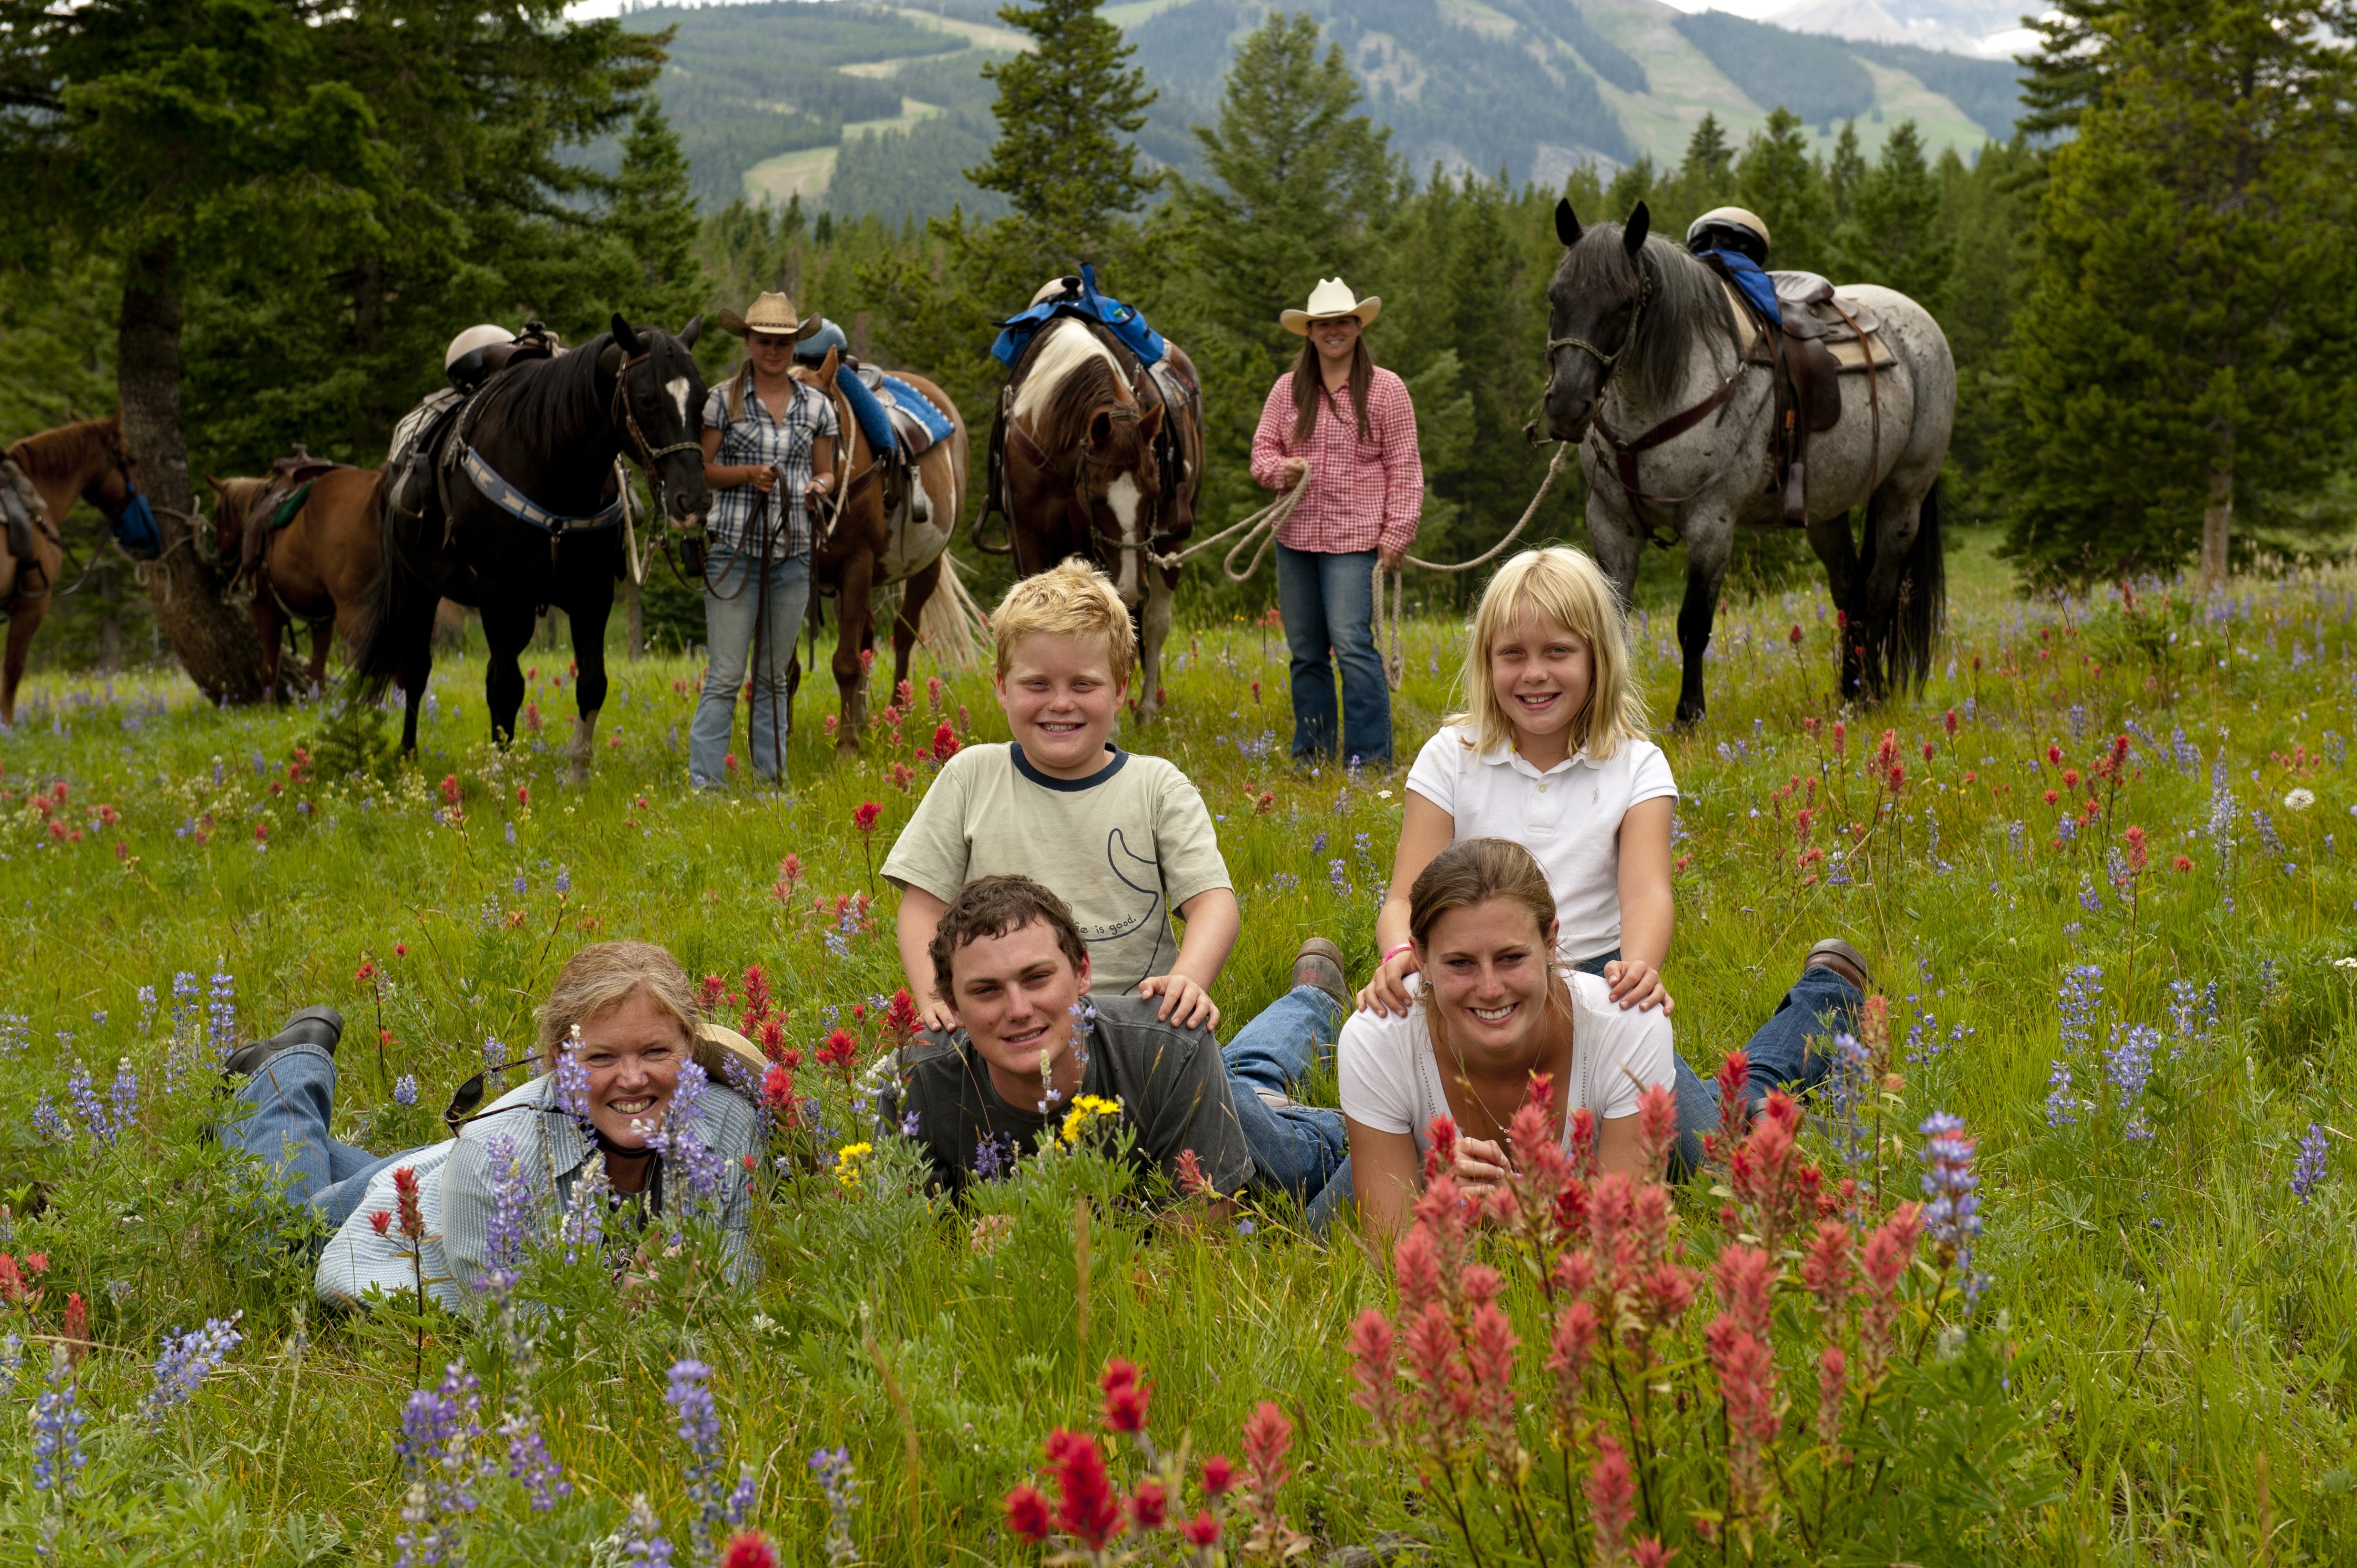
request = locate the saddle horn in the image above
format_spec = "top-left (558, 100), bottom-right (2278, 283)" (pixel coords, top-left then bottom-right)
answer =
top-left (1555, 198), bottom-right (1582, 248)
top-left (1623, 202), bottom-right (1651, 255)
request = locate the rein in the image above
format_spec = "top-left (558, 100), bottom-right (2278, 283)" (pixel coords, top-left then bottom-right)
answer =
top-left (1545, 258), bottom-right (1654, 391)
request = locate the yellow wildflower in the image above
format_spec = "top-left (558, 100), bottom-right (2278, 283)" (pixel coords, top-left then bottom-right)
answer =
top-left (833, 1141), bottom-right (874, 1190)
top-left (1059, 1094), bottom-right (1124, 1146)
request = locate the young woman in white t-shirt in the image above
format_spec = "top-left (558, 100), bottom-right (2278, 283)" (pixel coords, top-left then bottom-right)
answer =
top-left (1361, 546), bottom-right (1673, 1018)
top-left (1336, 837), bottom-right (1675, 1236)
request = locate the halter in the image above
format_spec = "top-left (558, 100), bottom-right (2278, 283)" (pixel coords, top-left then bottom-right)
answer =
top-left (610, 349), bottom-right (703, 466)
top-left (1545, 254), bottom-right (1655, 392)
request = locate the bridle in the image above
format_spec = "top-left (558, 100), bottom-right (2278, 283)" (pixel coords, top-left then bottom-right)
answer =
top-left (1545, 254), bottom-right (1654, 399)
top-left (609, 343), bottom-right (702, 515)
top-left (1007, 399), bottom-right (1161, 563)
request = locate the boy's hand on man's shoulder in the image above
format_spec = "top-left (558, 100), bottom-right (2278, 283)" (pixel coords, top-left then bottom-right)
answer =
top-left (1136, 972), bottom-right (1221, 1031)
top-left (916, 995), bottom-right (959, 1034)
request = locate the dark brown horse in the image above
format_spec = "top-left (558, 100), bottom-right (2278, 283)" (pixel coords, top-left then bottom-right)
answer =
top-left (2, 417), bottom-right (140, 725)
top-left (207, 467), bottom-right (388, 699)
top-left (787, 355), bottom-right (974, 751)
top-left (999, 316), bottom-right (1201, 717)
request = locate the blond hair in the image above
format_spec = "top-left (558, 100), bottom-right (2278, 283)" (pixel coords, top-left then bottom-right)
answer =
top-left (992, 557), bottom-right (1136, 689)
top-left (1450, 547), bottom-right (1645, 759)
top-left (535, 940), bottom-right (699, 1070)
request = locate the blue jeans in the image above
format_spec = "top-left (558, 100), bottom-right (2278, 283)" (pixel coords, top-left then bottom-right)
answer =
top-left (220, 1045), bottom-right (415, 1231)
top-left (691, 546), bottom-right (811, 787)
top-left (1275, 543), bottom-right (1391, 765)
top-left (1222, 985), bottom-right (1350, 1210)
top-left (1571, 949), bottom-right (1863, 1177)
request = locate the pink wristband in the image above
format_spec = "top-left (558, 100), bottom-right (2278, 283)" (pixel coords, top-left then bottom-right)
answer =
top-left (1380, 942), bottom-right (1414, 966)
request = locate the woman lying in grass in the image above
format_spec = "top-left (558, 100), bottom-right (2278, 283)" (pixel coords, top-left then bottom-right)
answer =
top-left (215, 940), bottom-right (759, 1309)
top-left (1340, 838), bottom-right (1868, 1239)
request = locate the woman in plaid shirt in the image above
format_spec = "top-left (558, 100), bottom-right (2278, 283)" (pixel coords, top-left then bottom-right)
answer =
top-left (1250, 277), bottom-right (1424, 766)
top-left (691, 292), bottom-right (840, 790)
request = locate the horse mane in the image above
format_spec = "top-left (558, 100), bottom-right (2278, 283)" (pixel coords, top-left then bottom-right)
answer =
top-left (210, 477), bottom-right (266, 534)
top-left (9, 417), bottom-right (119, 486)
top-left (1561, 229), bottom-right (1732, 409)
top-left (1012, 318), bottom-right (1135, 455)
top-left (477, 334), bottom-right (614, 440)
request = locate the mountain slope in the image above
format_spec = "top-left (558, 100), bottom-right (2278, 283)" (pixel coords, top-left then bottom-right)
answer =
top-left (625, 0), bottom-right (2027, 216)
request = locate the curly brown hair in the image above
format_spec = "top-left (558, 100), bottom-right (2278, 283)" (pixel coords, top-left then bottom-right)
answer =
top-left (928, 875), bottom-right (1090, 1002)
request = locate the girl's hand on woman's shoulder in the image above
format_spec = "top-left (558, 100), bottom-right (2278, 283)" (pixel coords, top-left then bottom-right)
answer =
top-left (1355, 948), bottom-right (1421, 1017)
top-left (1601, 957), bottom-right (1672, 1014)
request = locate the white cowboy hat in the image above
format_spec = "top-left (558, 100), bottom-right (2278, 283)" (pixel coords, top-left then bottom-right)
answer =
top-left (1280, 278), bottom-right (1382, 335)
top-left (718, 291), bottom-right (822, 342)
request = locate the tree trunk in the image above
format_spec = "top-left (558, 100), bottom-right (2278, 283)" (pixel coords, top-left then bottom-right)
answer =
top-left (624, 572), bottom-right (644, 660)
top-left (2200, 438), bottom-right (2234, 594)
top-left (118, 239), bottom-right (266, 703)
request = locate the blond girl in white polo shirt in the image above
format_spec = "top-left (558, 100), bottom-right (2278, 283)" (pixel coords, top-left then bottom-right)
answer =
top-left (1361, 546), bottom-right (1675, 1017)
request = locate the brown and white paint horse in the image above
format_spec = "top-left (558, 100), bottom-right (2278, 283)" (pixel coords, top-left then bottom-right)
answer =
top-left (1001, 317), bottom-right (1202, 718)
top-left (2, 417), bottom-right (140, 725)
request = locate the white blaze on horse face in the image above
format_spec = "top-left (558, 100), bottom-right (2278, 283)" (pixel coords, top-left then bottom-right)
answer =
top-left (666, 376), bottom-right (692, 427)
top-left (1105, 474), bottom-right (1144, 604)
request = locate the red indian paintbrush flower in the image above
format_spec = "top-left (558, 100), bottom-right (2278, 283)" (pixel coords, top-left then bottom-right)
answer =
top-left (392, 1164), bottom-right (425, 1243)
top-left (1859, 1202), bottom-right (1922, 1386)
top-left (1464, 1302), bottom-right (1520, 1461)
top-left (1100, 1358), bottom-right (1151, 1435)
top-left (61, 1291), bottom-right (88, 1362)
top-left (851, 801), bottom-right (882, 837)
top-left (1815, 1345), bottom-right (1849, 1454)
top-left (1801, 1219), bottom-right (1855, 1320)
top-left (1347, 1308), bottom-right (1397, 1440)
top-left (1403, 1302), bottom-right (1469, 1455)
top-left (369, 1210), bottom-right (393, 1239)
top-left (0, 1252), bottom-right (19, 1304)
top-left (1422, 1112), bottom-right (1458, 1182)
top-left (1634, 1081), bottom-right (1679, 1179)
top-left (1586, 1431), bottom-right (1637, 1568)
top-left (1547, 1298), bottom-right (1598, 1429)
top-left (1632, 1537), bottom-right (1678, 1568)
top-left (1126, 1478), bottom-right (1169, 1531)
top-left (721, 1533), bottom-right (778, 1568)
top-left (1198, 1454), bottom-right (1236, 1496)
top-left (1391, 1222), bottom-right (1442, 1318)
top-left (1181, 1510), bottom-right (1222, 1546)
top-left (1239, 1401), bottom-right (1293, 1495)
top-left (1003, 1484), bottom-right (1052, 1543)
top-left (1709, 1313), bottom-right (1779, 1520)
top-left (1042, 1428), bottom-right (1123, 1550)
top-left (1712, 1245), bottom-right (1774, 1340)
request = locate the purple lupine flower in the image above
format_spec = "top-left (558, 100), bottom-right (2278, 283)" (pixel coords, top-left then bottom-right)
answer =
top-left (512, 873), bottom-right (527, 898)
top-left (2057, 964), bottom-right (2103, 1050)
top-left (651, 1060), bottom-right (726, 1208)
top-left (0, 1013), bottom-right (25, 1060)
top-left (1, 1333), bottom-right (23, 1397)
top-left (395, 1363), bottom-right (486, 1567)
top-left (2104, 1023), bottom-right (2159, 1140)
top-left (393, 1074), bottom-right (420, 1109)
top-left (1309, 829), bottom-right (1327, 856)
top-left (141, 1311), bottom-right (244, 1428)
top-left (619, 1495), bottom-right (673, 1566)
top-left (898, 1109), bottom-right (921, 1138)
top-left (479, 1131), bottom-right (538, 1292)
top-left (555, 1026), bottom-right (595, 1132)
top-left (2044, 1061), bottom-right (2081, 1128)
top-left (207, 971), bottom-right (238, 1064)
top-left (974, 1133), bottom-right (1013, 1182)
top-left (666, 1358), bottom-right (727, 1557)
top-left (31, 1091), bottom-right (72, 1144)
top-left (726, 1462), bottom-right (758, 1529)
top-left (66, 1060), bottom-right (112, 1145)
top-left (1328, 858), bottom-right (1350, 895)
top-left (554, 866), bottom-right (571, 896)
top-left (136, 984), bottom-right (157, 1032)
top-left (810, 1446), bottom-right (860, 1564)
top-left (31, 1345), bottom-right (86, 1494)
top-left (1818, 1031), bottom-right (1874, 1166)
top-left (1918, 1112), bottom-right (1987, 1304)
top-left (2293, 1123), bottom-right (2330, 1203)
top-left (501, 1407), bottom-right (571, 1511)
top-left (560, 1164), bottom-right (611, 1266)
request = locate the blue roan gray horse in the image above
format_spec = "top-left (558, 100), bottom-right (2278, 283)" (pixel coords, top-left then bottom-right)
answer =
top-left (1542, 200), bottom-right (1955, 723)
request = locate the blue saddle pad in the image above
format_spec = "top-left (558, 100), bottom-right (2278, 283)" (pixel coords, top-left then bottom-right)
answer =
top-left (877, 375), bottom-right (954, 444)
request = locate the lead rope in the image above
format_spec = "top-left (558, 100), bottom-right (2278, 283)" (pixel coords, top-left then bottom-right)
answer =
top-left (1376, 441), bottom-right (1573, 689)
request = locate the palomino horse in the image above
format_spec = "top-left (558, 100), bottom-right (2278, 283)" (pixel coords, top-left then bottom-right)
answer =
top-left (207, 468), bottom-right (388, 699)
top-left (353, 315), bottom-right (709, 781)
top-left (786, 354), bottom-right (971, 754)
top-left (1000, 316), bottom-right (1203, 718)
top-left (2, 417), bottom-right (140, 725)
top-left (1542, 202), bottom-right (1953, 723)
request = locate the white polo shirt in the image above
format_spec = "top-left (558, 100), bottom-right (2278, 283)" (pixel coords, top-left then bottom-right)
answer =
top-left (1404, 723), bottom-right (1678, 962)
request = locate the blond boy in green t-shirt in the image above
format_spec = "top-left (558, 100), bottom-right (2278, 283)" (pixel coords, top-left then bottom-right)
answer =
top-left (884, 559), bottom-right (1243, 1032)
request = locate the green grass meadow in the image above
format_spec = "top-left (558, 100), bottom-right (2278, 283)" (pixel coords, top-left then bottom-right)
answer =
top-left (0, 528), bottom-right (2351, 1564)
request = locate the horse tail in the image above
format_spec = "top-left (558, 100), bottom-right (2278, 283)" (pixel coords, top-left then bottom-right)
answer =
top-left (1891, 474), bottom-right (1946, 692)
top-left (346, 470), bottom-right (408, 702)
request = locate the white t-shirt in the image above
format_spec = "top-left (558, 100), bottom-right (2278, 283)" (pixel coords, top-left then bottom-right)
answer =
top-left (1404, 724), bottom-right (1677, 962)
top-left (1338, 971), bottom-right (1674, 1156)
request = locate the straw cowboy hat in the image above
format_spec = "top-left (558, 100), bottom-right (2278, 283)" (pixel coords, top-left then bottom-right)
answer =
top-left (718, 291), bottom-right (822, 342)
top-left (1280, 277), bottom-right (1382, 335)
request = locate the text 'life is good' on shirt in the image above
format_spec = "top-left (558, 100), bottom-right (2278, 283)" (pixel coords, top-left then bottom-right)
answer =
top-left (879, 993), bottom-right (1254, 1199)
top-left (1404, 723), bottom-right (1677, 963)
top-left (1336, 971), bottom-right (1675, 1158)
top-left (881, 742), bottom-right (1233, 997)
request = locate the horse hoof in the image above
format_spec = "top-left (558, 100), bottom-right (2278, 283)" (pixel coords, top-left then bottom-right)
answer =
top-left (567, 762), bottom-right (591, 787)
top-left (835, 740), bottom-right (861, 761)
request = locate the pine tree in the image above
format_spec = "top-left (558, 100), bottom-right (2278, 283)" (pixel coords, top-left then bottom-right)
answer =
top-left (1999, 0), bottom-right (2357, 587)
top-left (1735, 108), bottom-right (1834, 274)
top-left (1829, 121), bottom-right (1954, 309)
top-left (967, 0), bottom-right (1159, 258)
top-left (1826, 121), bottom-right (1866, 221)
top-left (1175, 12), bottom-right (1399, 358)
top-left (609, 100), bottom-right (707, 329)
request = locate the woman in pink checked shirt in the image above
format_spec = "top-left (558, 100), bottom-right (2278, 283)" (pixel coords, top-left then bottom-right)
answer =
top-left (1250, 277), bottom-right (1424, 767)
